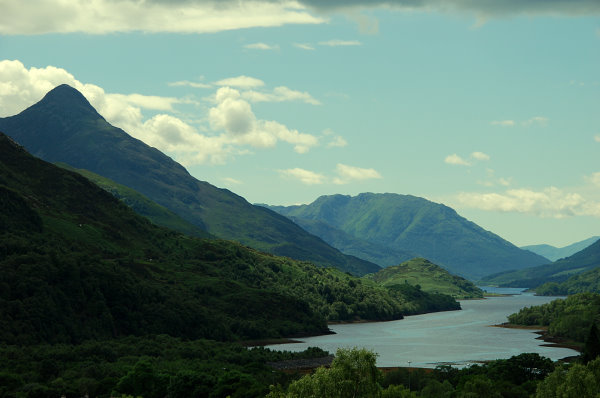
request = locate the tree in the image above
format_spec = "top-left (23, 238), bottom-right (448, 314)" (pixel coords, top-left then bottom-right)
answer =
top-left (266, 347), bottom-right (382, 398)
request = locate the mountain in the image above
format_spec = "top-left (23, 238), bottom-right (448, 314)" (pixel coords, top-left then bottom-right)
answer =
top-left (263, 193), bottom-right (549, 280)
top-left (271, 213), bottom-right (416, 267)
top-left (522, 236), bottom-right (599, 262)
top-left (2, 132), bottom-right (450, 345)
top-left (0, 84), bottom-right (379, 276)
top-left (57, 163), bottom-right (211, 239)
top-left (365, 258), bottom-right (484, 299)
top-left (481, 239), bottom-right (600, 288)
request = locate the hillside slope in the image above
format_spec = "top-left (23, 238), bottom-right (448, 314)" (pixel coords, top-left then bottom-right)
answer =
top-left (365, 258), bottom-right (484, 299)
top-left (1, 132), bottom-right (461, 345)
top-left (482, 239), bottom-right (600, 288)
top-left (0, 85), bottom-right (378, 276)
top-left (266, 193), bottom-right (548, 279)
top-left (57, 163), bottom-right (211, 239)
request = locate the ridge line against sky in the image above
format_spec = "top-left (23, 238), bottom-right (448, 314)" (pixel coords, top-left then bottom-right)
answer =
top-left (0, 0), bottom-right (599, 247)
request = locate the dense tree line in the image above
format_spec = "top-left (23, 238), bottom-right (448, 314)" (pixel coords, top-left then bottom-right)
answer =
top-left (267, 348), bottom-right (559, 398)
top-left (0, 334), bottom-right (329, 398)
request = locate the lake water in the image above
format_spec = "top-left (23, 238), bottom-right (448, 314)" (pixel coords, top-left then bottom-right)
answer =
top-left (267, 289), bottom-right (580, 368)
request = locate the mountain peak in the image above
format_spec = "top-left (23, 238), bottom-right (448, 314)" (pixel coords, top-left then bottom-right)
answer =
top-left (36, 84), bottom-right (101, 119)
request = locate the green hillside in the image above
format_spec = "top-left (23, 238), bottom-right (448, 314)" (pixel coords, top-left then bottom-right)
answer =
top-left (0, 132), bottom-right (461, 345)
top-left (56, 163), bottom-right (211, 238)
top-left (535, 267), bottom-right (600, 295)
top-left (283, 215), bottom-right (416, 267)
top-left (0, 85), bottom-right (379, 276)
top-left (481, 239), bottom-right (600, 288)
top-left (366, 258), bottom-right (484, 299)
top-left (266, 193), bottom-right (548, 280)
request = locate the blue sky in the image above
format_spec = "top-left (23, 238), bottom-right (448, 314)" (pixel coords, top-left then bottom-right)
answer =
top-left (1, 0), bottom-right (599, 247)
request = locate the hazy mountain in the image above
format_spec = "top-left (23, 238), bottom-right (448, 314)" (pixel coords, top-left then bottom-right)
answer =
top-left (522, 236), bottom-right (599, 262)
top-left (482, 239), bottom-right (600, 288)
top-left (0, 84), bottom-right (379, 276)
top-left (365, 258), bottom-right (484, 299)
top-left (263, 193), bottom-right (549, 280)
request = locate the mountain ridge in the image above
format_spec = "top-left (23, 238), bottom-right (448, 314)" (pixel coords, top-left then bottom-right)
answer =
top-left (0, 84), bottom-right (379, 276)
top-left (264, 192), bottom-right (550, 280)
top-left (481, 239), bottom-right (600, 288)
top-left (521, 236), bottom-right (599, 262)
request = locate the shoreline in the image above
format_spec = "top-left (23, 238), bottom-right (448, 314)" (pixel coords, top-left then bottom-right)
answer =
top-left (493, 323), bottom-right (583, 353)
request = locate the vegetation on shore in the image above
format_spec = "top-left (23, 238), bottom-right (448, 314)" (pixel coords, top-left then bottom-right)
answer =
top-left (507, 293), bottom-right (600, 358)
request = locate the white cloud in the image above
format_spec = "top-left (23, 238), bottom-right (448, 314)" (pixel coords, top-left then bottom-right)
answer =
top-left (0, 60), bottom-right (319, 166)
top-left (319, 39), bottom-right (362, 47)
top-left (491, 120), bottom-right (515, 127)
top-left (294, 43), bottom-right (315, 50)
top-left (333, 163), bottom-right (382, 184)
top-left (0, 0), bottom-right (326, 35)
top-left (223, 177), bottom-right (242, 185)
top-left (214, 76), bottom-right (265, 88)
top-left (445, 154), bottom-right (471, 166)
top-left (242, 86), bottom-right (321, 105)
top-left (522, 116), bottom-right (549, 126)
top-left (209, 87), bottom-right (319, 153)
top-left (327, 135), bottom-right (348, 148)
top-left (279, 168), bottom-right (326, 185)
top-left (457, 187), bottom-right (600, 218)
top-left (244, 42), bottom-right (278, 50)
top-left (169, 80), bottom-right (212, 89)
top-left (585, 172), bottom-right (600, 187)
top-left (471, 151), bottom-right (490, 161)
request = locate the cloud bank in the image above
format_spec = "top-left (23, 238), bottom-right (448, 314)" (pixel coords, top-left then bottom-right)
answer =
top-left (457, 187), bottom-right (600, 218)
top-left (0, 0), bottom-right (325, 35)
top-left (5, 0), bottom-right (596, 35)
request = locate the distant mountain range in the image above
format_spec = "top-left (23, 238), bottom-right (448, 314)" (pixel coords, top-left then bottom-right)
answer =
top-left (481, 239), bottom-right (600, 288)
top-left (521, 236), bottom-right (599, 262)
top-left (263, 193), bottom-right (549, 280)
top-left (0, 85), bottom-right (378, 276)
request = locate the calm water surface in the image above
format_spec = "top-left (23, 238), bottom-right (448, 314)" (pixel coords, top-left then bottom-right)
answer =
top-left (268, 289), bottom-right (579, 368)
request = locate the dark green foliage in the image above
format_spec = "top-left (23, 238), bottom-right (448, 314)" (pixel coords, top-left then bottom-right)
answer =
top-left (535, 267), bottom-right (600, 295)
top-left (582, 322), bottom-right (600, 363)
top-left (269, 348), bottom-right (554, 398)
top-left (386, 284), bottom-right (461, 314)
top-left (366, 258), bottom-right (484, 299)
top-left (264, 192), bottom-right (548, 280)
top-left (507, 293), bottom-right (600, 345)
top-left (534, 357), bottom-right (600, 398)
top-left (0, 335), bottom-right (330, 398)
top-left (0, 85), bottom-right (379, 275)
top-left (482, 239), bottom-right (600, 288)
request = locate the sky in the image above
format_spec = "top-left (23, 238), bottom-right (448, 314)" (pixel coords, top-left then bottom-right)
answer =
top-left (0, 0), bottom-right (599, 248)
